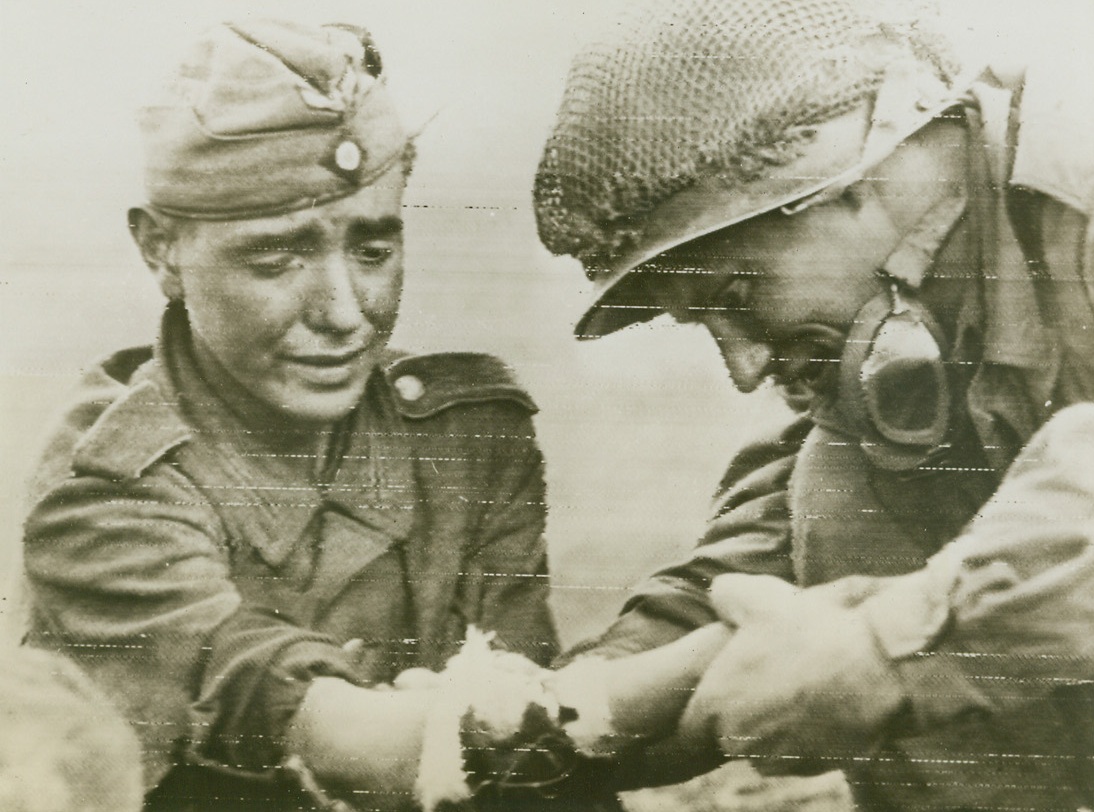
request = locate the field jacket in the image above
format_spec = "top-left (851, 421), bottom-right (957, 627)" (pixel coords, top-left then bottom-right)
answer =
top-left (23, 305), bottom-right (558, 808)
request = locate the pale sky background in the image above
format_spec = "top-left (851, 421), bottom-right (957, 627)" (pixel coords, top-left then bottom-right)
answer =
top-left (1, 0), bottom-right (1089, 645)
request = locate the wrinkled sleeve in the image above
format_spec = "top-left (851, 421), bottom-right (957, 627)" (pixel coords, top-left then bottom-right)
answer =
top-left (466, 405), bottom-right (559, 667)
top-left (22, 465), bottom-right (356, 786)
top-left (561, 417), bottom-right (809, 663)
top-left (857, 403), bottom-right (1094, 727)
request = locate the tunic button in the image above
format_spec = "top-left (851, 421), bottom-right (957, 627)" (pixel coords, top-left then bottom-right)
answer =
top-left (334, 140), bottom-right (362, 171)
top-left (394, 374), bottom-right (425, 402)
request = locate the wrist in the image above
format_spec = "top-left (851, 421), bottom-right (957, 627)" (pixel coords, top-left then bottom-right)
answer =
top-left (543, 657), bottom-right (617, 753)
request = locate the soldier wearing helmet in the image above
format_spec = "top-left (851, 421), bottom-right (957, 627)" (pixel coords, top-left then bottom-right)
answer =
top-left (534, 0), bottom-right (1094, 808)
top-left (20, 19), bottom-right (558, 811)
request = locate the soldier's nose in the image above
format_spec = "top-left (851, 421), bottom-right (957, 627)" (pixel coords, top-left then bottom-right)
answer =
top-left (722, 342), bottom-right (774, 393)
top-left (704, 322), bottom-right (773, 393)
top-left (310, 258), bottom-right (366, 335)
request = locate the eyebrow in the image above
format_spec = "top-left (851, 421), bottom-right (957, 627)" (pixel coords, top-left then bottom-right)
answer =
top-left (228, 216), bottom-right (404, 255)
top-left (228, 224), bottom-right (324, 255)
top-left (347, 215), bottom-right (404, 241)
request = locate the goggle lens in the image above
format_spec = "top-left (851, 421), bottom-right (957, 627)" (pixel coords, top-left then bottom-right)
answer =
top-left (860, 308), bottom-right (949, 447)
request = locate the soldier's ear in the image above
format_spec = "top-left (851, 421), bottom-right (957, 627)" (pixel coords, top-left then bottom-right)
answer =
top-left (128, 207), bottom-right (184, 301)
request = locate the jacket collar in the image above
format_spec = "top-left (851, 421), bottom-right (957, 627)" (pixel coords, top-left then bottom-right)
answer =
top-left (959, 81), bottom-right (1061, 464)
top-left (149, 304), bottom-right (417, 567)
top-left (964, 81), bottom-right (1058, 372)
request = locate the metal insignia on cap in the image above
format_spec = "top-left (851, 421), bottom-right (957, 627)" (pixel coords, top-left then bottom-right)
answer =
top-left (394, 374), bottom-right (425, 402)
top-left (335, 140), bottom-right (362, 172)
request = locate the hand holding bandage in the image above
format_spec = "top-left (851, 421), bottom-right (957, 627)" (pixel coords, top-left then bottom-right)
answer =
top-left (415, 628), bottom-right (582, 810)
top-left (416, 624), bottom-right (731, 810)
top-left (679, 574), bottom-right (907, 775)
top-left (415, 629), bottom-right (623, 811)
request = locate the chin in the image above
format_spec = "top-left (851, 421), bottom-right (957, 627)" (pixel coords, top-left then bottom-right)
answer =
top-left (775, 381), bottom-right (817, 414)
top-left (276, 382), bottom-right (369, 425)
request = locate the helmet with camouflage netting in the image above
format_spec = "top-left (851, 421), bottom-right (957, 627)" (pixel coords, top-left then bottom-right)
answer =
top-left (534, 0), bottom-right (967, 338)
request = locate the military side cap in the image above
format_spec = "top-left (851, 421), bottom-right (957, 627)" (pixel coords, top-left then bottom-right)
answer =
top-left (139, 19), bottom-right (409, 220)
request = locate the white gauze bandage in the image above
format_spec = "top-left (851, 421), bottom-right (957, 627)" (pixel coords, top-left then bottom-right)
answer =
top-left (413, 628), bottom-right (617, 811)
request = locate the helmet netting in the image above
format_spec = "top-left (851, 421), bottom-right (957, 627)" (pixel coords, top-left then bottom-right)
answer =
top-left (534, 0), bottom-right (960, 271)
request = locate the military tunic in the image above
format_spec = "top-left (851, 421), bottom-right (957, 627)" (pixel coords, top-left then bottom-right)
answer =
top-left (22, 305), bottom-right (558, 809)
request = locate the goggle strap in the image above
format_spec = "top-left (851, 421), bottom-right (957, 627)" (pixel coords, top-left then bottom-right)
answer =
top-left (881, 192), bottom-right (968, 290)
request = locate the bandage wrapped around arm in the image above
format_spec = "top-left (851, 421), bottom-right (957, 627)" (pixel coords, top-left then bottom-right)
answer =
top-left (415, 624), bottom-right (730, 810)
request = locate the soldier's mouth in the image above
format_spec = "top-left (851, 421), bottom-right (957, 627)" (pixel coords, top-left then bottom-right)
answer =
top-left (280, 347), bottom-right (369, 387)
top-left (769, 326), bottom-right (847, 408)
top-left (289, 348), bottom-right (365, 367)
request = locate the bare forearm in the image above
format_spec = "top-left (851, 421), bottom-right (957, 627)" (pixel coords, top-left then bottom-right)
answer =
top-left (606, 622), bottom-right (730, 738)
top-left (549, 622), bottom-right (731, 745)
top-left (285, 677), bottom-right (431, 803)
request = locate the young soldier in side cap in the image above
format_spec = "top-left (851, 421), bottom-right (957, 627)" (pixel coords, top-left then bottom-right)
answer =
top-left (21, 20), bottom-right (558, 811)
top-left (529, 0), bottom-right (1094, 809)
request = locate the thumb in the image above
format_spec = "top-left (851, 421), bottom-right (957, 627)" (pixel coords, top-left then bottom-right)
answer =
top-left (708, 574), bottom-right (798, 628)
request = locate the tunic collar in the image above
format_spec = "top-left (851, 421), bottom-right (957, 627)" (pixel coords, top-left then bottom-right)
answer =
top-left (148, 304), bottom-right (418, 566)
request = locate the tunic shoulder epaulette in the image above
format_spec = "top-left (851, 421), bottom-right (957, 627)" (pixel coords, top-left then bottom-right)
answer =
top-left (382, 352), bottom-right (537, 419)
top-left (73, 378), bottom-right (191, 481)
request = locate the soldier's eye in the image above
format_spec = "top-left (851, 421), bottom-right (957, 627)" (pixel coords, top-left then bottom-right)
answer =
top-left (244, 254), bottom-right (304, 278)
top-left (715, 277), bottom-right (752, 313)
top-left (349, 242), bottom-right (394, 267)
